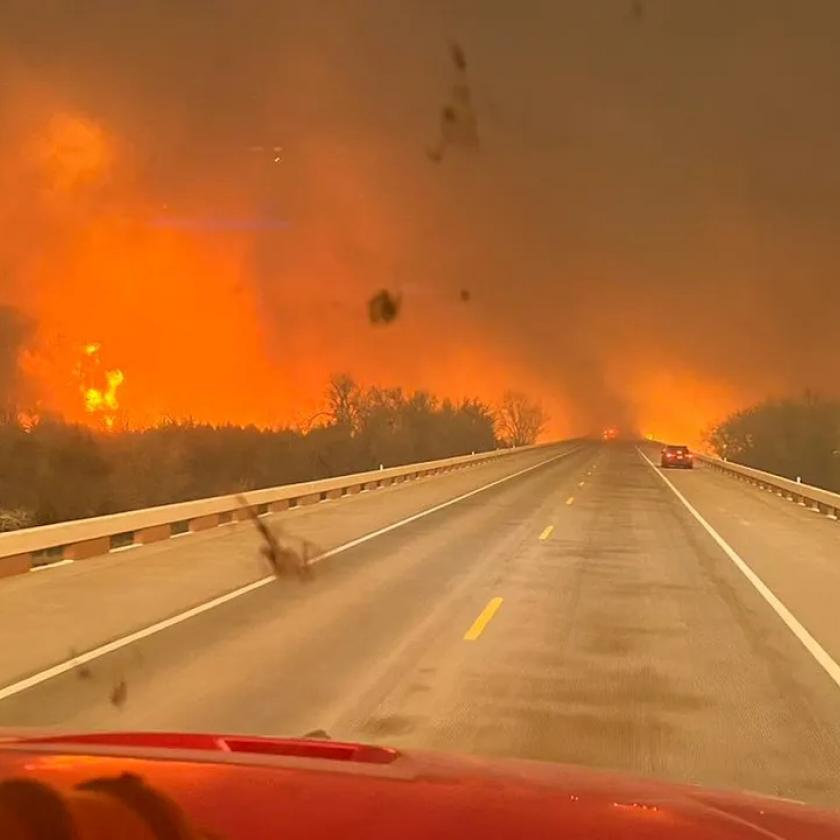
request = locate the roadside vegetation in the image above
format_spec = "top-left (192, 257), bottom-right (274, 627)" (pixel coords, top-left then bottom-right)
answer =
top-left (706, 394), bottom-right (840, 491)
top-left (0, 375), bottom-right (545, 529)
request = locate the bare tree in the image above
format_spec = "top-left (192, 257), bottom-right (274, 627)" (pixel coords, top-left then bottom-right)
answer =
top-left (326, 373), bottom-right (360, 431)
top-left (496, 391), bottom-right (546, 447)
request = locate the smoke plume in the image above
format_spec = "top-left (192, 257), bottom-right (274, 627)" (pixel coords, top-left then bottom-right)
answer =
top-left (2, 1), bottom-right (839, 442)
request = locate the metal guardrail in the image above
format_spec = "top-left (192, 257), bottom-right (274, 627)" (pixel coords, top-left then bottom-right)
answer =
top-left (0, 443), bottom-right (556, 578)
top-left (695, 453), bottom-right (840, 519)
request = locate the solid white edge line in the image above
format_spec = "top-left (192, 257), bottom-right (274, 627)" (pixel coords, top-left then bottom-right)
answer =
top-left (636, 446), bottom-right (840, 691)
top-left (30, 559), bottom-right (75, 573)
top-left (110, 543), bottom-right (141, 554)
top-left (0, 444), bottom-right (584, 702)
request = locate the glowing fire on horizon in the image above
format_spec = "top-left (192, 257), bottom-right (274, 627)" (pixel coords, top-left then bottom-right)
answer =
top-left (2, 106), bottom-right (748, 442)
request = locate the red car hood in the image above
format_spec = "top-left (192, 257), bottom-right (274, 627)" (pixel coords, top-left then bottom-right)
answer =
top-left (0, 731), bottom-right (838, 839)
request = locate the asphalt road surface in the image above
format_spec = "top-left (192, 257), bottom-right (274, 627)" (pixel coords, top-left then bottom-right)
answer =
top-left (3, 442), bottom-right (840, 808)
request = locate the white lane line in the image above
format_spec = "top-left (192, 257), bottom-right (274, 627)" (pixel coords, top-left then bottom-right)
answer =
top-left (637, 447), bottom-right (840, 691)
top-left (0, 445), bottom-right (583, 702)
top-left (30, 559), bottom-right (74, 573)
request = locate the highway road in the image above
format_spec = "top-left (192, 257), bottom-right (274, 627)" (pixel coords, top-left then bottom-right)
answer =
top-left (2, 441), bottom-right (840, 807)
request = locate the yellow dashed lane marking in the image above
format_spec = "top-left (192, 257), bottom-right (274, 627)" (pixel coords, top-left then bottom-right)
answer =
top-left (464, 597), bottom-right (503, 641)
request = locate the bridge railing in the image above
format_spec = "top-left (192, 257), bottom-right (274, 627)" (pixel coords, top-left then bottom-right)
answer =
top-left (0, 443), bottom-right (554, 578)
top-left (694, 453), bottom-right (840, 519)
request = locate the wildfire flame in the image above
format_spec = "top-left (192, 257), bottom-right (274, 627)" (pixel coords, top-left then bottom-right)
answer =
top-left (16, 412), bottom-right (40, 433)
top-left (84, 369), bottom-right (124, 413)
top-left (79, 343), bottom-right (124, 429)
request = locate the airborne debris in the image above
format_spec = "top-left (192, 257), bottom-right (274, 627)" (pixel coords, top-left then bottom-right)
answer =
top-left (368, 290), bottom-right (401, 325)
top-left (427, 41), bottom-right (480, 163)
top-left (236, 495), bottom-right (315, 579)
top-left (302, 729), bottom-right (332, 740)
top-left (450, 42), bottom-right (467, 72)
top-left (70, 649), bottom-right (93, 681)
top-left (110, 677), bottom-right (128, 708)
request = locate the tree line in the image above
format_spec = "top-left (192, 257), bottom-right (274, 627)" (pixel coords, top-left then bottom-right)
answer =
top-left (0, 376), bottom-right (546, 530)
top-left (706, 393), bottom-right (840, 491)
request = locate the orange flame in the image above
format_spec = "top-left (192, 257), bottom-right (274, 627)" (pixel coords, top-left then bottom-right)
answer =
top-left (16, 412), bottom-right (40, 433)
top-left (78, 342), bottom-right (124, 429)
top-left (84, 368), bottom-right (124, 413)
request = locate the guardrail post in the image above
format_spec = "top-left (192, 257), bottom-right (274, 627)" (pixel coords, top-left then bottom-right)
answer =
top-left (1, 553), bottom-right (32, 577)
top-left (66, 537), bottom-right (110, 561)
top-left (137, 524), bottom-right (172, 545)
top-left (189, 514), bottom-right (219, 532)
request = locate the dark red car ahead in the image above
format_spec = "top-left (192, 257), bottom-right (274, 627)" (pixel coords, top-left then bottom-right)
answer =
top-left (661, 444), bottom-right (694, 469)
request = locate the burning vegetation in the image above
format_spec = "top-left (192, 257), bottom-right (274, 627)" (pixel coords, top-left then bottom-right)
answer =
top-left (78, 343), bottom-right (124, 429)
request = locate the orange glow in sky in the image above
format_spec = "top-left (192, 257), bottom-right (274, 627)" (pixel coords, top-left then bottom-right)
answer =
top-left (6, 108), bottom-right (571, 433)
top-left (3, 106), bottom-right (743, 441)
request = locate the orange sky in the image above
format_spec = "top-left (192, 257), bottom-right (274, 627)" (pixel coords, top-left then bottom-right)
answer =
top-left (5, 105), bottom-right (545, 433)
top-left (3, 3), bottom-right (840, 445)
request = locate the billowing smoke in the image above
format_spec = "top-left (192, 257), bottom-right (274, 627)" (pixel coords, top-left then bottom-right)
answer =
top-left (2, 1), bottom-right (840, 442)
